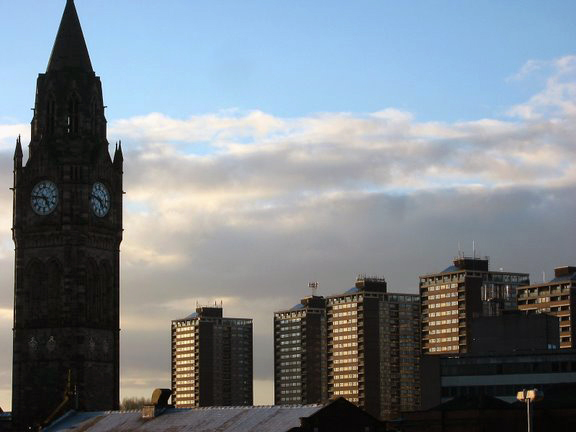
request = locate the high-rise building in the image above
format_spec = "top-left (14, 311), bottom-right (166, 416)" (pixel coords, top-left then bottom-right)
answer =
top-left (517, 266), bottom-right (576, 348)
top-left (274, 295), bottom-right (327, 405)
top-left (326, 277), bottom-right (421, 420)
top-left (420, 256), bottom-right (530, 355)
top-left (11, 0), bottom-right (123, 428)
top-left (171, 306), bottom-right (253, 407)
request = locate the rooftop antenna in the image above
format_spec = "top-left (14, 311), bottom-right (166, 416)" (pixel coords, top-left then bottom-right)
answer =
top-left (472, 240), bottom-right (476, 259)
top-left (458, 241), bottom-right (462, 258)
top-left (308, 281), bottom-right (318, 297)
top-left (542, 271), bottom-right (546, 283)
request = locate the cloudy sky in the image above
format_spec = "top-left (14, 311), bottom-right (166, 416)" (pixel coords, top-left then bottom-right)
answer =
top-left (0, 0), bottom-right (575, 409)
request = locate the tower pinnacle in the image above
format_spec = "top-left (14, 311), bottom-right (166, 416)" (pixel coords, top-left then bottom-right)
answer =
top-left (46, 0), bottom-right (93, 73)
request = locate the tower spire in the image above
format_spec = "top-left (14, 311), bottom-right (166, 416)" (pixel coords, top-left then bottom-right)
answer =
top-left (46, 0), bottom-right (93, 72)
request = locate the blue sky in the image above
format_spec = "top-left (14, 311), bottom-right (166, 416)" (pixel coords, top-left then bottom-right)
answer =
top-left (0, 0), bottom-right (575, 409)
top-left (2, 1), bottom-right (576, 122)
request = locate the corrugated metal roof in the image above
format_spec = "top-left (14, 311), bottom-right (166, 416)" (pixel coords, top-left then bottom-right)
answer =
top-left (44, 404), bottom-right (323, 432)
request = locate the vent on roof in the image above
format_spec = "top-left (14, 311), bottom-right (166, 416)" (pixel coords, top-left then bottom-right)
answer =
top-left (142, 389), bottom-right (172, 419)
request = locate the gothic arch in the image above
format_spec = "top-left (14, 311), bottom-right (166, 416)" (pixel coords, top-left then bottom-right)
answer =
top-left (85, 258), bottom-right (99, 323)
top-left (46, 259), bottom-right (63, 323)
top-left (66, 92), bottom-right (80, 136)
top-left (99, 260), bottom-right (113, 325)
top-left (25, 259), bottom-right (45, 323)
top-left (46, 95), bottom-right (57, 135)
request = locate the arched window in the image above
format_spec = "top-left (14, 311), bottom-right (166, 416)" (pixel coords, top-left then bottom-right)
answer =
top-left (86, 259), bottom-right (99, 323)
top-left (100, 261), bottom-right (113, 325)
top-left (67, 95), bottom-right (79, 135)
top-left (46, 98), bottom-right (56, 135)
top-left (46, 259), bottom-right (63, 324)
top-left (25, 260), bottom-right (45, 323)
top-left (90, 96), bottom-right (99, 135)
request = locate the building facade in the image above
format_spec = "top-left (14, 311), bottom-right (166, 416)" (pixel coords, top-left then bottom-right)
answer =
top-left (420, 349), bottom-right (576, 408)
top-left (517, 266), bottom-right (576, 348)
top-left (171, 306), bottom-right (253, 407)
top-left (274, 296), bottom-right (327, 405)
top-left (469, 311), bottom-right (559, 354)
top-left (420, 256), bottom-right (529, 355)
top-left (326, 277), bottom-right (421, 420)
top-left (11, 0), bottom-right (123, 428)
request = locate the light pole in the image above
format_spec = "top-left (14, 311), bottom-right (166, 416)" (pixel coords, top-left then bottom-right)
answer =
top-left (516, 388), bottom-right (543, 432)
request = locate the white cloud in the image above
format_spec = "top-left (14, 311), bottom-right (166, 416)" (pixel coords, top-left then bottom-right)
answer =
top-left (0, 124), bottom-right (28, 151)
top-left (508, 55), bottom-right (576, 119)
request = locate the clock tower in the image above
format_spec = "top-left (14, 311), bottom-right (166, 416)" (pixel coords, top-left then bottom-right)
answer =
top-left (11, 0), bottom-right (122, 428)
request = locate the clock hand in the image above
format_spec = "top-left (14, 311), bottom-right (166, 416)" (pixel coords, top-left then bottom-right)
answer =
top-left (32, 195), bottom-right (49, 204)
top-left (92, 194), bottom-right (103, 206)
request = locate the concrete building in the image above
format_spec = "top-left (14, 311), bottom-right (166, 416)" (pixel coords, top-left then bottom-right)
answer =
top-left (420, 256), bottom-right (529, 355)
top-left (274, 295), bottom-right (327, 405)
top-left (517, 266), bottom-right (576, 348)
top-left (171, 306), bottom-right (253, 407)
top-left (327, 277), bottom-right (421, 420)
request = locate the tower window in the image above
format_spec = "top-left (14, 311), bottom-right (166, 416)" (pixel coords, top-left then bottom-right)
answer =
top-left (67, 97), bottom-right (79, 135)
top-left (46, 99), bottom-right (56, 134)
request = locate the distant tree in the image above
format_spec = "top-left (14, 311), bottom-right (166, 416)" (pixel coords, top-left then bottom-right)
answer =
top-left (120, 396), bottom-right (149, 411)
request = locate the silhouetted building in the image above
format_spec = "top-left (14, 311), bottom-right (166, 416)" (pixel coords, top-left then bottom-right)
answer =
top-left (420, 256), bottom-right (529, 355)
top-left (11, 0), bottom-right (123, 428)
top-left (400, 391), bottom-right (576, 432)
top-left (274, 295), bottom-right (327, 405)
top-left (327, 277), bottom-right (421, 420)
top-left (469, 311), bottom-right (559, 354)
top-left (171, 306), bottom-right (253, 407)
top-left (517, 266), bottom-right (576, 348)
top-left (420, 349), bottom-right (576, 409)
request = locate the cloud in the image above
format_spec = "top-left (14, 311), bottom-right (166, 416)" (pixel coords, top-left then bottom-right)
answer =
top-left (0, 55), bottom-right (575, 407)
top-left (508, 55), bottom-right (576, 119)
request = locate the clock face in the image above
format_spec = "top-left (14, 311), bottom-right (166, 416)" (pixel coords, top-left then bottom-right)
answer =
top-left (90, 182), bottom-right (110, 217)
top-left (31, 180), bottom-right (58, 215)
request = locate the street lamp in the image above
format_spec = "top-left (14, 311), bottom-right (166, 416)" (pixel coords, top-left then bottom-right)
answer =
top-left (516, 388), bottom-right (543, 432)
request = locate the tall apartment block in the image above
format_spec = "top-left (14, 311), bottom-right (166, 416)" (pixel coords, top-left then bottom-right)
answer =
top-left (171, 306), bottom-right (253, 407)
top-left (517, 266), bottom-right (576, 348)
top-left (326, 277), bottom-right (421, 420)
top-left (274, 295), bottom-right (327, 405)
top-left (420, 256), bottom-right (530, 355)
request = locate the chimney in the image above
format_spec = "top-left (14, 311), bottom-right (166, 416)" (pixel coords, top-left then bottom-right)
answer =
top-left (141, 388), bottom-right (172, 419)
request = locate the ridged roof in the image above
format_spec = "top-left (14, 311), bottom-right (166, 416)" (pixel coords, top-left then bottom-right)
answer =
top-left (43, 404), bottom-right (324, 431)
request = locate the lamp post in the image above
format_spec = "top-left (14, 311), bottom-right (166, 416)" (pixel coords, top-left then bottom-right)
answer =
top-left (516, 389), bottom-right (543, 432)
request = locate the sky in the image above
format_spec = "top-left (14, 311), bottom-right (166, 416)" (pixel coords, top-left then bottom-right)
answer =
top-left (0, 0), bottom-right (575, 409)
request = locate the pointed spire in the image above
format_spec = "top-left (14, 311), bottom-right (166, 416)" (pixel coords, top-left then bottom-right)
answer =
top-left (46, 0), bottom-right (93, 73)
top-left (113, 140), bottom-right (124, 167)
top-left (14, 135), bottom-right (23, 169)
top-left (14, 135), bottom-right (23, 157)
